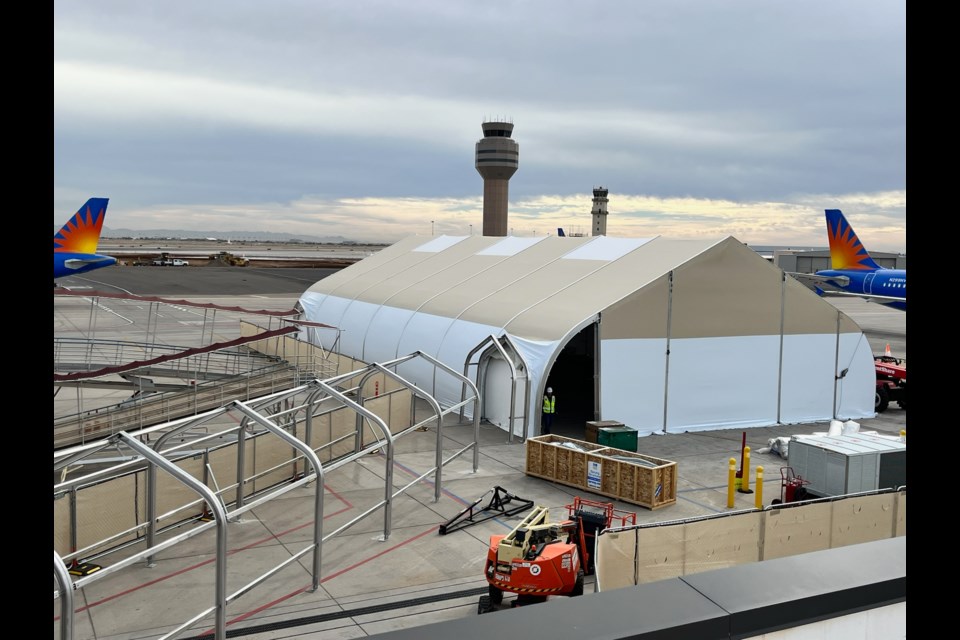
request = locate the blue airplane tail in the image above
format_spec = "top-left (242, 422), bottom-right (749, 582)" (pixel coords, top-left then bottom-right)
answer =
top-left (54, 198), bottom-right (110, 254)
top-left (557, 228), bottom-right (566, 237)
top-left (824, 209), bottom-right (881, 272)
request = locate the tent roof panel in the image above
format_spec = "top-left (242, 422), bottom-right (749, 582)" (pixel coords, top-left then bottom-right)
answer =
top-left (561, 236), bottom-right (655, 261)
top-left (302, 234), bottom-right (861, 344)
top-left (304, 235), bottom-right (434, 296)
top-left (504, 237), bottom-right (718, 340)
top-left (457, 258), bottom-right (610, 329)
top-left (348, 237), bottom-right (500, 306)
top-left (414, 235), bottom-right (595, 317)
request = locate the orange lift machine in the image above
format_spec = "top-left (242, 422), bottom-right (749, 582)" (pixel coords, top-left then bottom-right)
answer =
top-left (479, 497), bottom-right (636, 613)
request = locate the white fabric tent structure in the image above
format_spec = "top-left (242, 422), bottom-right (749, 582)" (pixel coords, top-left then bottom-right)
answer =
top-left (298, 234), bottom-right (875, 438)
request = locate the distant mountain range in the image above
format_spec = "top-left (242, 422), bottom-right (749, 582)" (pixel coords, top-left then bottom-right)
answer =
top-left (96, 227), bottom-right (361, 244)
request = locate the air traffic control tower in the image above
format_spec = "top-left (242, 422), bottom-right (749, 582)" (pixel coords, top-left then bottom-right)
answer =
top-left (591, 186), bottom-right (609, 236)
top-left (475, 120), bottom-right (519, 236)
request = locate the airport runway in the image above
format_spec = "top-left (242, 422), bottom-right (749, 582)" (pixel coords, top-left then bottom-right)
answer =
top-left (53, 266), bottom-right (906, 640)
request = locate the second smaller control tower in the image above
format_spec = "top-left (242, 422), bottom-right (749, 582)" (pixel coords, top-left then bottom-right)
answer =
top-left (591, 186), bottom-right (609, 236)
top-left (475, 121), bottom-right (519, 237)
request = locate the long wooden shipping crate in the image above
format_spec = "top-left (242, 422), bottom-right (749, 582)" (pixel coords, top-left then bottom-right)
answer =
top-left (526, 435), bottom-right (677, 510)
top-left (526, 434), bottom-right (608, 483)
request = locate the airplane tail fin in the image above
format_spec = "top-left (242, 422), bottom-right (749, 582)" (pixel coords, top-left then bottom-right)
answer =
top-left (824, 209), bottom-right (881, 271)
top-left (54, 198), bottom-right (110, 254)
top-left (557, 228), bottom-right (566, 237)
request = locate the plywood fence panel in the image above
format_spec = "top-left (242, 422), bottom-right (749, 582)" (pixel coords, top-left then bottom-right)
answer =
top-left (830, 493), bottom-right (897, 549)
top-left (684, 512), bottom-right (762, 577)
top-left (636, 523), bottom-right (685, 584)
top-left (595, 528), bottom-right (638, 591)
top-left (762, 501), bottom-right (832, 560)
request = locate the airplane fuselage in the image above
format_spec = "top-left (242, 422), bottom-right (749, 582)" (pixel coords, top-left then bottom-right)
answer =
top-left (814, 268), bottom-right (906, 311)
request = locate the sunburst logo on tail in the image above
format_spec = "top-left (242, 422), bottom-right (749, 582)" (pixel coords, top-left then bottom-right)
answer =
top-left (826, 210), bottom-right (878, 271)
top-left (54, 200), bottom-right (107, 254)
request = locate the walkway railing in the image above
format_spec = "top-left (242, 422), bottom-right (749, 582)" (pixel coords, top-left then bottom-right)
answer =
top-left (53, 351), bottom-right (482, 640)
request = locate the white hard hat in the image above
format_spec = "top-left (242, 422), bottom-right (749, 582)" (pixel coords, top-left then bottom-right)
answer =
top-left (546, 387), bottom-right (552, 393)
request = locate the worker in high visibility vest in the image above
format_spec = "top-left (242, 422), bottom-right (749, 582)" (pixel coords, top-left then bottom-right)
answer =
top-left (542, 387), bottom-right (556, 434)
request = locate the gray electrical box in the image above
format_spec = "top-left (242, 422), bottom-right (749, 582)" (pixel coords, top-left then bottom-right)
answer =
top-left (787, 433), bottom-right (906, 498)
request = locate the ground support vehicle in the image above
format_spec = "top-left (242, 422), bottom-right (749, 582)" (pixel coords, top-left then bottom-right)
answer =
top-left (478, 498), bottom-right (636, 613)
top-left (875, 354), bottom-right (906, 412)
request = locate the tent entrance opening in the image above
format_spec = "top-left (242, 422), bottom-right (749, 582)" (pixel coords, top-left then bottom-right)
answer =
top-left (544, 322), bottom-right (597, 439)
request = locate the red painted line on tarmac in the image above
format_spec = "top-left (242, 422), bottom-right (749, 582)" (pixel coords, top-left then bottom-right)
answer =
top-left (390, 457), bottom-right (472, 506)
top-left (205, 524), bottom-right (438, 634)
top-left (319, 525), bottom-right (435, 583)
top-left (193, 585), bottom-right (313, 637)
top-left (365, 451), bottom-right (472, 507)
top-left (60, 459), bottom-right (458, 627)
top-left (208, 460), bottom-right (473, 630)
top-left (56, 486), bottom-right (352, 619)
top-left (323, 482), bottom-right (352, 508)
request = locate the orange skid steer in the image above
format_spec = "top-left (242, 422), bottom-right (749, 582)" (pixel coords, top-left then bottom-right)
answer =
top-left (478, 498), bottom-right (636, 613)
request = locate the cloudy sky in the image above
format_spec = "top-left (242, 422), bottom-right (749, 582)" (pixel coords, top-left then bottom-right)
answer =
top-left (54, 1), bottom-right (905, 251)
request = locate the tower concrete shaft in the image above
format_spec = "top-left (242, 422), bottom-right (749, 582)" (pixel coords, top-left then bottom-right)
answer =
top-left (475, 121), bottom-right (519, 236)
top-left (591, 187), bottom-right (609, 236)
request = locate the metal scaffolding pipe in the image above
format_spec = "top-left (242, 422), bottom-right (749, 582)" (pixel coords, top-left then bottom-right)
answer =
top-left (413, 350), bottom-right (481, 472)
top-left (485, 335), bottom-right (521, 443)
top-left (309, 379), bottom-right (396, 540)
top-left (230, 401), bottom-right (327, 591)
top-left (371, 363), bottom-right (445, 502)
top-left (54, 551), bottom-right (75, 640)
top-left (117, 432), bottom-right (230, 640)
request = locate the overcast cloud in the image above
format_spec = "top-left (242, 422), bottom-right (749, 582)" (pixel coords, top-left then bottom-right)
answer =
top-left (54, 0), bottom-right (906, 251)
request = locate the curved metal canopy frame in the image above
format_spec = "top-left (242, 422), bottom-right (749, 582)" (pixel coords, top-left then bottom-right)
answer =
top-left (53, 351), bottom-right (480, 640)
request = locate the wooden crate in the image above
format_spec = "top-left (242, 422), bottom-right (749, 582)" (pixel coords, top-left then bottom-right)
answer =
top-left (525, 435), bottom-right (608, 485)
top-left (596, 448), bottom-right (677, 510)
top-left (526, 435), bottom-right (677, 510)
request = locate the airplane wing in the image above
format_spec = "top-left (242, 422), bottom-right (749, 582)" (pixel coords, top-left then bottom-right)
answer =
top-left (811, 290), bottom-right (907, 304)
top-left (787, 273), bottom-right (904, 305)
top-left (786, 272), bottom-right (850, 292)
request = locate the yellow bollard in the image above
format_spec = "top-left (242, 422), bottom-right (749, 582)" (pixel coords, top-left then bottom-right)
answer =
top-left (755, 466), bottom-right (764, 509)
top-left (738, 446), bottom-right (753, 493)
top-left (727, 457), bottom-right (736, 508)
top-left (900, 429), bottom-right (906, 443)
